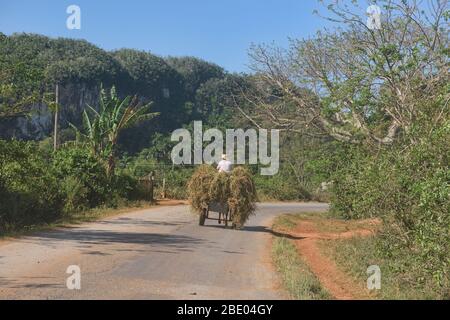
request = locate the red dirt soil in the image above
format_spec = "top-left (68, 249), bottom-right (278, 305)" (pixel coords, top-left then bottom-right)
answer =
top-left (291, 218), bottom-right (381, 300)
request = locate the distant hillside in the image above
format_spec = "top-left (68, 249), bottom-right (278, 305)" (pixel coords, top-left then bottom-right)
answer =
top-left (0, 33), bottom-right (243, 152)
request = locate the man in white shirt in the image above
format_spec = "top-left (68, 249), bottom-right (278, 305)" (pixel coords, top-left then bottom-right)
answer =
top-left (217, 154), bottom-right (232, 173)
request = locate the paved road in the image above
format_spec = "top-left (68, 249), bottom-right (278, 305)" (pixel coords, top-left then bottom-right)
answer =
top-left (0, 202), bottom-right (328, 300)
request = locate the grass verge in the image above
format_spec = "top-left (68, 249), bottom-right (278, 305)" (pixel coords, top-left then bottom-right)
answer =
top-left (318, 236), bottom-right (446, 300)
top-left (271, 213), bottom-right (331, 300)
top-left (272, 211), bottom-right (447, 299)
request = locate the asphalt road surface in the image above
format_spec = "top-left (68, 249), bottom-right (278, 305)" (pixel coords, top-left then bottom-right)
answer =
top-left (0, 202), bottom-right (328, 300)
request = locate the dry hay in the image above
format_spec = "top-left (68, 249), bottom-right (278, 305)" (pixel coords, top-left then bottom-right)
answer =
top-left (187, 164), bottom-right (216, 211)
top-left (208, 171), bottom-right (231, 204)
top-left (228, 166), bottom-right (257, 227)
top-left (187, 165), bottom-right (257, 227)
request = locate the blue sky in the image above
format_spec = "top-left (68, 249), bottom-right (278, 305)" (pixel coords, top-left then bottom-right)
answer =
top-left (0, 0), bottom-right (335, 72)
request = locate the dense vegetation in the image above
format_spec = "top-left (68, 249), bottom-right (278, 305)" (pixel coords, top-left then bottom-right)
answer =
top-left (243, 0), bottom-right (449, 296)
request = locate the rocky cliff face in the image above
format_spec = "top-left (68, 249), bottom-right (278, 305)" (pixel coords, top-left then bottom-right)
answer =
top-left (1, 83), bottom-right (100, 140)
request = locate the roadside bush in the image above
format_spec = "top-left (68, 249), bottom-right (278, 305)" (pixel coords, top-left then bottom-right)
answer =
top-left (60, 176), bottom-right (89, 213)
top-left (155, 167), bottom-right (194, 199)
top-left (254, 170), bottom-right (311, 201)
top-left (329, 145), bottom-right (381, 219)
top-left (52, 146), bottom-right (112, 208)
top-left (0, 140), bottom-right (62, 233)
top-left (111, 170), bottom-right (149, 202)
top-left (0, 140), bottom-right (152, 234)
top-left (329, 122), bottom-right (450, 291)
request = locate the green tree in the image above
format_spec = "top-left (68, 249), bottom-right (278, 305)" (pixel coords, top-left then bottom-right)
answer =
top-left (0, 60), bottom-right (42, 119)
top-left (166, 56), bottom-right (225, 101)
top-left (246, 0), bottom-right (449, 145)
top-left (72, 86), bottom-right (159, 176)
top-left (193, 74), bottom-right (247, 127)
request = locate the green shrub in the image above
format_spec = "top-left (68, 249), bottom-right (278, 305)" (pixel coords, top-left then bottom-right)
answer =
top-left (0, 140), bottom-right (152, 234)
top-left (52, 146), bottom-right (112, 208)
top-left (0, 140), bottom-right (62, 232)
top-left (329, 122), bottom-right (450, 290)
top-left (157, 167), bottom-right (194, 199)
top-left (60, 176), bottom-right (89, 214)
top-left (254, 171), bottom-right (311, 201)
top-left (111, 170), bottom-right (151, 201)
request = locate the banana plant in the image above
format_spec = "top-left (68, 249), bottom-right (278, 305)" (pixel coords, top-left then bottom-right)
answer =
top-left (71, 86), bottom-right (159, 176)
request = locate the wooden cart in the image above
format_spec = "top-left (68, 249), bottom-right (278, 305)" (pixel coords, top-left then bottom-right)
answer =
top-left (198, 201), bottom-right (236, 228)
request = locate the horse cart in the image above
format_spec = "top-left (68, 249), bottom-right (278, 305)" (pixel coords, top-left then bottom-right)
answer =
top-left (189, 165), bottom-right (256, 230)
top-left (198, 201), bottom-right (236, 228)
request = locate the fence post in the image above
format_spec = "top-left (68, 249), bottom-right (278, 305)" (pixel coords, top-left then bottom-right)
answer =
top-left (162, 177), bottom-right (166, 199)
top-left (149, 171), bottom-right (154, 202)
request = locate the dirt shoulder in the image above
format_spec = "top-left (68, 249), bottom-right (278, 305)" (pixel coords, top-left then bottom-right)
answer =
top-left (272, 213), bottom-right (381, 300)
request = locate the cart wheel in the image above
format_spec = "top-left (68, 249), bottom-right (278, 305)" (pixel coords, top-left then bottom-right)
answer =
top-left (199, 208), bottom-right (207, 226)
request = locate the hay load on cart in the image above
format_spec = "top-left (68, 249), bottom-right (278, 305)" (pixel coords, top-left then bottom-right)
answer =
top-left (187, 165), bottom-right (257, 229)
